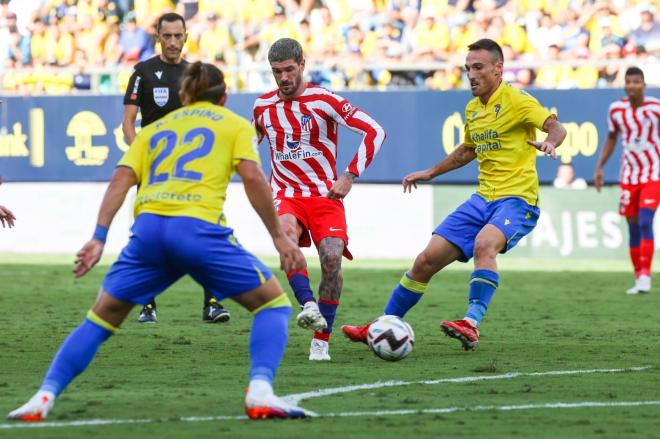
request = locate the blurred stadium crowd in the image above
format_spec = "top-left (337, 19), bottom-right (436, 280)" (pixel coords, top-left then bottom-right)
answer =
top-left (0, 0), bottom-right (658, 94)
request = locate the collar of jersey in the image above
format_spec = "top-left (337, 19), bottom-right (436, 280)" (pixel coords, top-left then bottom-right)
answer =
top-left (478, 81), bottom-right (505, 109)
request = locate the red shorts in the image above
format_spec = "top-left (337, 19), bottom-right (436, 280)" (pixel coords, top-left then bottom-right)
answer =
top-left (276, 196), bottom-right (353, 260)
top-left (619, 181), bottom-right (660, 217)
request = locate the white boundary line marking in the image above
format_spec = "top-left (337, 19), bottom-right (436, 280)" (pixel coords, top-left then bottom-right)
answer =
top-left (282, 366), bottom-right (652, 405)
top-left (323, 400), bottom-right (660, 418)
top-left (3, 401), bottom-right (660, 430)
top-left (0, 366), bottom-right (654, 430)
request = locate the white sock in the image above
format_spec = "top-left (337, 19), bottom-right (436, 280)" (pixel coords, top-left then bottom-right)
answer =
top-left (464, 317), bottom-right (478, 328)
top-left (247, 379), bottom-right (273, 398)
top-left (33, 389), bottom-right (56, 403)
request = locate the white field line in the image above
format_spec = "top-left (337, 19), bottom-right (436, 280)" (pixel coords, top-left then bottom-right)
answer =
top-left (323, 400), bottom-right (660, 418)
top-left (282, 366), bottom-right (652, 405)
top-left (2, 401), bottom-right (660, 430)
top-left (0, 366), bottom-right (654, 430)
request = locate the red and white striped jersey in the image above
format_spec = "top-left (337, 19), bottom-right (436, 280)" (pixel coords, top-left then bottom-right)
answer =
top-left (608, 96), bottom-right (660, 185)
top-left (253, 84), bottom-right (386, 198)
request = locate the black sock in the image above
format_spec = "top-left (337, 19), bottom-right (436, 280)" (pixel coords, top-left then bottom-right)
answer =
top-left (203, 289), bottom-right (221, 308)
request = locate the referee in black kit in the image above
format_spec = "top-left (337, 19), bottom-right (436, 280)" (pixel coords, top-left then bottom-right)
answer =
top-left (122, 12), bottom-right (230, 324)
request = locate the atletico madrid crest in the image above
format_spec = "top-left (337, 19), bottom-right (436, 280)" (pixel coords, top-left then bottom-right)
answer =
top-left (300, 114), bottom-right (313, 132)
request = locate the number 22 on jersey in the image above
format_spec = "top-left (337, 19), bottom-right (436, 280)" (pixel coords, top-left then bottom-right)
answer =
top-left (148, 127), bottom-right (214, 186)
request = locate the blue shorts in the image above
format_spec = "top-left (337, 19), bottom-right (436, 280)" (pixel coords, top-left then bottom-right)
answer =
top-left (102, 213), bottom-right (272, 305)
top-left (434, 194), bottom-right (540, 262)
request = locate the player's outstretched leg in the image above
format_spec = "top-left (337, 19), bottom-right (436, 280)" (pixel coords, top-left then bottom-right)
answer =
top-left (8, 304), bottom-right (123, 421)
top-left (342, 272), bottom-right (427, 344)
top-left (243, 291), bottom-right (315, 419)
top-left (441, 269), bottom-right (498, 350)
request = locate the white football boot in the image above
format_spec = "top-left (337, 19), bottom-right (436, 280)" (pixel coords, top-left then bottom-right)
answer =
top-left (309, 338), bottom-right (331, 361)
top-left (296, 301), bottom-right (327, 332)
top-left (627, 275), bottom-right (651, 295)
top-left (245, 380), bottom-right (316, 420)
top-left (7, 390), bottom-right (55, 422)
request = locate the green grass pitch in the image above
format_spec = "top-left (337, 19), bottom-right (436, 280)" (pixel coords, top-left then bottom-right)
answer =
top-left (0, 258), bottom-right (659, 438)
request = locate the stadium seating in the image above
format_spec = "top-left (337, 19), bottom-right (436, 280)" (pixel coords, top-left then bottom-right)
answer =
top-left (0, 0), bottom-right (658, 94)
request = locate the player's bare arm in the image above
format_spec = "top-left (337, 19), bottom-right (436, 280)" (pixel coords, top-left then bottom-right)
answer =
top-left (526, 117), bottom-right (567, 159)
top-left (593, 131), bottom-right (618, 192)
top-left (74, 166), bottom-right (137, 278)
top-left (327, 171), bottom-right (357, 200)
top-left (318, 237), bottom-right (344, 302)
top-left (122, 105), bottom-right (139, 145)
top-left (403, 144), bottom-right (476, 193)
top-left (253, 122), bottom-right (263, 141)
top-left (236, 159), bottom-right (305, 273)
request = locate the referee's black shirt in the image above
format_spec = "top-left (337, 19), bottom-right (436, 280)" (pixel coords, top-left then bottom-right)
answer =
top-left (123, 56), bottom-right (189, 127)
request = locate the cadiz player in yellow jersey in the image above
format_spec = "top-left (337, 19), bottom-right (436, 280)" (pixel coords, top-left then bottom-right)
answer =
top-left (343, 39), bottom-right (567, 351)
top-left (9, 62), bottom-right (314, 421)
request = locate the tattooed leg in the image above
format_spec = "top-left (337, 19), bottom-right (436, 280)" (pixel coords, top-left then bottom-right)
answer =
top-left (313, 237), bottom-right (344, 339)
top-left (318, 237), bottom-right (344, 302)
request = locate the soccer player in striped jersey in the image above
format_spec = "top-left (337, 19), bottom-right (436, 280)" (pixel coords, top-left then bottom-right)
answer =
top-left (594, 67), bottom-right (660, 294)
top-left (8, 62), bottom-right (313, 421)
top-left (343, 39), bottom-right (567, 351)
top-left (253, 38), bottom-right (386, 361)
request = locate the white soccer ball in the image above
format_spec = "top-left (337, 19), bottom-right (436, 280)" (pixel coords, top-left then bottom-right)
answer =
top-left (367, 315), bottom-right (415, 361)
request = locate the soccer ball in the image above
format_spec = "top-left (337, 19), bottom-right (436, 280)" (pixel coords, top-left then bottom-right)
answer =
top-left (367, 315), bottom-right (415, 361)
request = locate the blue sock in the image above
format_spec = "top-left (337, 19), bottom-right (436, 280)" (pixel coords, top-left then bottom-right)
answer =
top-left (316, 299), bottom-right (339, 339)
top-left (628, 220), bottom-right (641, 247)
top-left (639, 208), bottom-right (654, 240)
top-left (465, 269), bottom-right (499, 326)
top-left (383, 273), bottom-right (427, 318)
top-left (287, 269), bottom-right (315, 306)
top-left (249, 306), bottom-right (292, 384)
top-left (40, 315), bottom-right (115, 396)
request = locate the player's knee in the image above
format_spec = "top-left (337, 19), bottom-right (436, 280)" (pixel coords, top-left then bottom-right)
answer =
top-left (413, 251), bottom-right (439, 277)
top-left (473, 238), bottom-right (499, 260)
top-left (319, 238), bottom-right (343, 272)
top-left (320, 252), bottom-right (342, 275)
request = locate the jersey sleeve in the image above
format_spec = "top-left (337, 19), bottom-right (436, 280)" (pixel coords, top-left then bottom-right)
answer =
top-left (251, 104), bottom-right (265, 143)
top-left (514, 89), bottom-right (554, 130)
top-left (322, 91), bottom-right (386, 177)
top-left (463, 111), bottom-right (475, 149)
top-left (607, 102), bottom-right (619, 133)
top-left (123, 67), bottom-right (143, 106)
top-left (118, 129), bottom-right (147, 182)
top-left (232, 119), bottom-right (261, 168)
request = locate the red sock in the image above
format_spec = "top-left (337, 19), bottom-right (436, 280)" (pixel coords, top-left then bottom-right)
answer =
top-left (286, 268), bottom-right (309, 280)
top-left (639, 239), bottom-right (654, 276)
top-left (630, 246), bottom-right (642, 278)
top-left (313, 331), bottom-right (330, 342)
